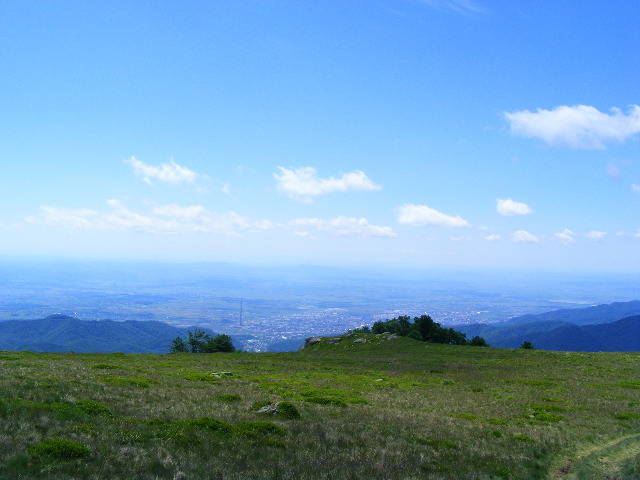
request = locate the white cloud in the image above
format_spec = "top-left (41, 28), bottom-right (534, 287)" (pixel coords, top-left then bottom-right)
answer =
top-left (585, 230), bottom-right (607, 240)
top-left (511, 229), bottom-right (539, 243)
top-left (290, 216), bottom-right (396, 238)
top-left (484, 234), bottom-right (501, 241)
top-left (554, 228), bottom-right (575, 245)
top-left (418, 0), bottom-right (484, 15)
top-left (125, 157), bottom-right (198, 185)
top-left (26, 206), bottom-right (98, 229)
top-left (496, 198), bottom-right (533, 216)
top-left (152, 204), bottom-right (207, 219)
top-left (397, 204), bottom-right (470, 227)
top-left (504, 105), bottom-right (640, 149)
top-left (27, 201), bottom-right (271, 236)
top-left (632, 184), bottom-right (640, 193)
top-left (274, 167), bottom-right (381, 202)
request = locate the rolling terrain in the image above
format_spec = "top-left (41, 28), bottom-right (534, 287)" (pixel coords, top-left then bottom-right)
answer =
top-left (1, 334), bottom-right (639, 479)
top-left (457, 301), bottom-right (640, 351)
top-left (0, 315), bottom-right (227, 354)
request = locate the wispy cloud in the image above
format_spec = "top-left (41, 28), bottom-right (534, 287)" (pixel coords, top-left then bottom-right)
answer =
top-left (496, 198), bottom-right (533, 216)
top-left (504, 105), bottom-right (640, 149)
top-left (484, 234), bottom-right (501, 241)
top-left (417, 0), bottom-right (485, 15)
top-left (125, 157), bottom-right (198, 185)
top-left (289, 216), bottom-right (396, 238)
top-left (274, 167), bottom-right (381, 202)
top-left (511, 229), bottom-right (539, 243)
top-left (585, 230), bottom-right (607, 240)
top-left (397, 204), bottom-right (470, 227)
top-left (554, 228), bottom-right (575, 245)
top-left (27, 201), bottom-right (272, 237)
top-left (632, 184), bottom-right (640, 193)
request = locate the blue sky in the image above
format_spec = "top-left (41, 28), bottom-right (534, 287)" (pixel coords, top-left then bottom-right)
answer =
top-left (1, 0), bottom-right (640, 270)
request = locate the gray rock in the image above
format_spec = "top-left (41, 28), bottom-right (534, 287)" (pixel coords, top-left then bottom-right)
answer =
top-left (257, 403), bottom-right (279, 415)
top-left (353, 338), bottom-right (367, 344)
top-left (387, 335), bottom-right (399, 340)
top-left (329, 337), bottom-right (342, 344)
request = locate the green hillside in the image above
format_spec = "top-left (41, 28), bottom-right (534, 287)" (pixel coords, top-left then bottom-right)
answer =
top-left (1, 334), bottom-right (639, 479)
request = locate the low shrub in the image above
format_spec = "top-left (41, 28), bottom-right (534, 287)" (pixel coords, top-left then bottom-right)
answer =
top-left (614, 412), bottom-right (640, 420)
top-left (234, 421), bottom-right (286, 438)
top-left (618, 381), bottom-right (640, 390)
top-left (301, 394), bottom-right (347, 407)
top-left (450, 413), bottom-right (479, 421)
top-left (529, 411), bottom-right (563, 422)
top-left (183, 417), bottom-right (233, 436)
top-left (75, 400), bottom-right (111, 416)
top-left (28, 438), bottom-right (90, 460)
top-left (275, 401), bottom-right (300, 419)
top-left (91, 363), bottom-right (119, 370)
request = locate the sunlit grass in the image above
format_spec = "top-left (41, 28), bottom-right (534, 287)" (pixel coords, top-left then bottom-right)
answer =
top-left (1, 335), bottom-right (639, 479)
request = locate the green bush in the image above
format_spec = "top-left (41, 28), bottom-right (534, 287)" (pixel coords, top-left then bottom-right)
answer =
top-left (183, 417), bottom-right (233, 436)
top-left (28, 438), bottom-right (90, 460)
top-left (91, 363), bottom-right (119, 370)
top-left (75, 400), bottom-right (111, 416)
top-left (614, 412), bottom-right (640, 420)
top-left (276, 401), bottom-right (300, 419)
top-left (301, 393), bottom-right (347, 407)
top-left (102, 377), bottom-right (151, 388)
top-left (470, 336), bottom-right (489, 347)
top-left (234, 421), bottom-right (286, 438)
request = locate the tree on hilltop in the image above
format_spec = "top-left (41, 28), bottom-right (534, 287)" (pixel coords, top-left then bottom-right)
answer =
top-left (169, 329), bottom-right (235, 353)
top-left (470, 336), bottom-right (489, 347)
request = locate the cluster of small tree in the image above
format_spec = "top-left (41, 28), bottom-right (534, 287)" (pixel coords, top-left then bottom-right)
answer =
top-left (170, 328), bottom-right (235, 353)
top-left (352, 315), bottom-right (488, 347)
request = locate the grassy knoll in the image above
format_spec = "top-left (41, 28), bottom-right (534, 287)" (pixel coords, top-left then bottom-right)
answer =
top-left (1, 334), bottom-right (640, 479)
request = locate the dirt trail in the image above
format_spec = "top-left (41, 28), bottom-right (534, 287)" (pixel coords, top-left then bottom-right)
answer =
top-left (550, 433), bottom-right (640, 479)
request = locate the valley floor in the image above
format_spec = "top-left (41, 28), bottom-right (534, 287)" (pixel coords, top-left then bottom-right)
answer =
top-left (1, 334), bottom-right (639, 479)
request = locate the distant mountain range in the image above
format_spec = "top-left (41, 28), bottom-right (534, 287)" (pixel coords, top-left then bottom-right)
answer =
top-left (499, 300), bottom-right (640, 326)
top-left (456, 301), bottom-right (640, 351)
top-left (3, 300), bottom-right (640, 353)
top-left (0, 315), bottom-right (221, 353)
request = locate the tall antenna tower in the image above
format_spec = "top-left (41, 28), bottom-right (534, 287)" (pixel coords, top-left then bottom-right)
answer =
top-left (239, 297), bottom-right (244, 326)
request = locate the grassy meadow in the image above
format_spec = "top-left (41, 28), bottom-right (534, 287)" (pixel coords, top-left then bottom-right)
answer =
top-left (1, 333), bottom-right (639, 479)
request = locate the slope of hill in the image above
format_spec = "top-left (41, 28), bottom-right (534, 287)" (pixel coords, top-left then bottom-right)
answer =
top-left (504, 300), bottom-right (640, 326)
top-left (1, 335), bottom-right (639, 479)
top-left (457, 300), bottom-right (640, 351)
top-left (521, 315), bottom-right (640, 352)
top-left (0, 315), bottom-right (218, 353)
